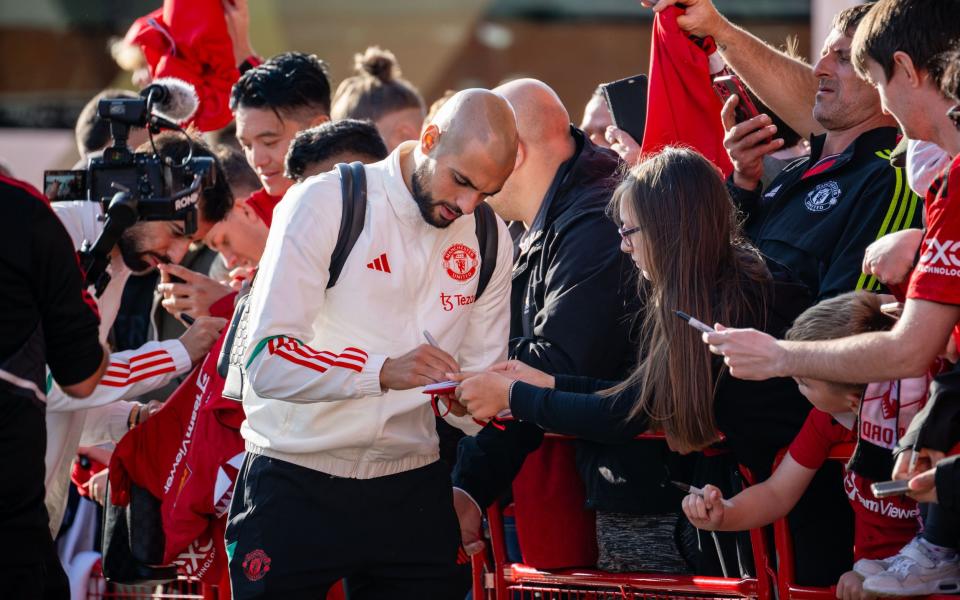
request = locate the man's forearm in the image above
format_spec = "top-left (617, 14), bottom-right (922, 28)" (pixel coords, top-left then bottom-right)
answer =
top-left (713, 21), bottom-right (822, 138)
top-left (781, 332), bottom-right (933, 384)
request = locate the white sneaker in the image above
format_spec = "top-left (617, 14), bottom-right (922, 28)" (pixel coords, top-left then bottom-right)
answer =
top-left (863, 537), bottom-right (960, 596)
top-left (854, 557), bottom-right (892, 578)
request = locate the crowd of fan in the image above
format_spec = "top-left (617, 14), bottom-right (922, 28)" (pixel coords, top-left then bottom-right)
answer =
top-left (10, 0), bottom-right (960, 598)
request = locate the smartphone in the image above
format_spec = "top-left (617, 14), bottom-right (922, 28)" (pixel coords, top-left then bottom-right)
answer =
top-left (601, 74), bottom-right (649, 146)
top-left (675, 310), bottom-right (716, 334)
top-left (870, 479), bottom-right (912, 498)
top-left (43, 170), bottom-right (87, 201)
top-left (712, 75), bottom-right (761, 124)
top-left (422, 381), bottom-right (458, 395)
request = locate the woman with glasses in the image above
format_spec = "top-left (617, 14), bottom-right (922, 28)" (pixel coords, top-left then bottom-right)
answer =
top-left (453, 147), bottom-right (851, 580)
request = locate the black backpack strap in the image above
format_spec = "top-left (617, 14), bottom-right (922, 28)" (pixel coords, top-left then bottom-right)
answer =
top-left (473, 202), bottom-right (499, 299)
top-left (328, 162), bottom-right (368, 288)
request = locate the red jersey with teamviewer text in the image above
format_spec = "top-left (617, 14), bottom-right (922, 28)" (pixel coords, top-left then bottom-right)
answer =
top-left (788, 409), bottom-right (920, 560)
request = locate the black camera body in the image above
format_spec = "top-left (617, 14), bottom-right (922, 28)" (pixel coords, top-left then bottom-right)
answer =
top-left (44, 85), bottom-right (211, 295)
top-left (48, 96), bottom-right (214, 232)
top-left (87, 142), bottom-right (214, 233)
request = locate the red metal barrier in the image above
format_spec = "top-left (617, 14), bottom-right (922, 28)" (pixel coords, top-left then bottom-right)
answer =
top-left (772, 443), bottom-right (855, 600)
top-left (472, 433), bottom-right (775, 600)
top-left (85, 560), bottom-right (216, 600)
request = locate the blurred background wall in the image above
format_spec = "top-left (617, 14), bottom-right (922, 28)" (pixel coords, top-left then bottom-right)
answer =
top-left (0, 0), bottom-right (813, 186)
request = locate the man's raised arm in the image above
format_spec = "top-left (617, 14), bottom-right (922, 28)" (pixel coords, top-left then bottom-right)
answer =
top-left (647, 0), bottom-right (822, 137)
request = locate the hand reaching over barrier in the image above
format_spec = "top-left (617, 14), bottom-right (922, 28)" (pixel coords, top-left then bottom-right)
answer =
top-left (703, 323), bottom-right (786, 380)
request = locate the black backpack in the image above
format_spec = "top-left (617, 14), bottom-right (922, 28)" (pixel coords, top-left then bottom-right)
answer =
top-left (219, 162), bottom-right (500, 397)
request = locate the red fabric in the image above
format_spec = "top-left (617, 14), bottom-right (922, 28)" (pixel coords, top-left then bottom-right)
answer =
top-left (802, 154), bottom-right (841, 180)
top-left (511, 437), bottom-right (597, 569)
top-left (788, 409), bottom-right (920, 560)
top-left (640, 7), bottom-right (734, 177)
top-left (245, 188), bottom-right (283, 227)
top-left (126, 0), bottom-right (238, 131)
top-left (908, 155), bottom-right (960, 315)
top-left (71, 456), bottom-right (107, 500)
top-left (209, 290), bottom-right (238, 319)
top-left (109, 332), bottom-right (244, 583)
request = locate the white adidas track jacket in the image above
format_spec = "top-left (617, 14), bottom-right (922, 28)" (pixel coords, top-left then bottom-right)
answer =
top-left (241, 143), bottom-right (514, 479)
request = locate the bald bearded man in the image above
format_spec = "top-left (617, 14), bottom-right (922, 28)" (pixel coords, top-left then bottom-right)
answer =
top-left (226, 89), bottom-right (518, 599)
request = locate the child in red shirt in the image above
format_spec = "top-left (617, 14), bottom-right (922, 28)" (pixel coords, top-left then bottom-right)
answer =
top-left (682, 292), bottom-right (925, 600)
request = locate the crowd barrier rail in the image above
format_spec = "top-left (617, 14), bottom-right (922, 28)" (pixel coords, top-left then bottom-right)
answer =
top-left (471, 433), bottom-right (777, 600)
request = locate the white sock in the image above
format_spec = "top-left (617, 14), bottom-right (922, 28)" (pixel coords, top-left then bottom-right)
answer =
top-left (919, 536), bottom-right (958, 561)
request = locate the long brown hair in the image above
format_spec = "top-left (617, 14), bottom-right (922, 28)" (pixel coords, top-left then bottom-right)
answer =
top-left (606, 147), bottom-right (770, 453)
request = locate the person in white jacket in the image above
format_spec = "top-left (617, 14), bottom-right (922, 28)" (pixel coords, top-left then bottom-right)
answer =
top-left (45, 134), bottom-right (232, 538)
top-left (226, 88), bottom-right (518, 599)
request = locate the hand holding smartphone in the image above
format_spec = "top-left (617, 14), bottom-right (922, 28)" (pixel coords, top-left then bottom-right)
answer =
top-left (601, 74), bottom-right (649, 147)
top-left (712, 75), bottom-right (761, 124)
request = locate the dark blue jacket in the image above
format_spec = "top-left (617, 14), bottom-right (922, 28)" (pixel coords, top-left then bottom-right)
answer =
top-left (729, 127), bottom-right (923, 301)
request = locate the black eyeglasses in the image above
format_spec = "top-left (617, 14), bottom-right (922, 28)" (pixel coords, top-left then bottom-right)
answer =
top-left (949, 104), bottom-right (960, 132)
top-left (618, 224), bottom-right (642, 250)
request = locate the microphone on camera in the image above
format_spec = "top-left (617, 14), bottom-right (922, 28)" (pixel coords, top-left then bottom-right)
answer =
top-left (140, 77), bottom-right (200, 124)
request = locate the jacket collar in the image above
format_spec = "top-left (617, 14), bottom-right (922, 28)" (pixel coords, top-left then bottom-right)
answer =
top-left (804, 126), bottom-right (899, 178)
top-left (380, 141), bottom-right (430, 228)
top-left (520, 127), bottom-right (603, 252)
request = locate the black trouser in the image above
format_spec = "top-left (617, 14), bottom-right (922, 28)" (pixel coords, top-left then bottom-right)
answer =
top-left (923, 502), bottom-right (960, 549)
top-left (0, 393), bottom-right (69, 600)
top-left (226, 453), bottom-right (464, 600)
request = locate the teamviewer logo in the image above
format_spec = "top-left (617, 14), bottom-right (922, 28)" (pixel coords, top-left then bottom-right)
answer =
top-left (918, 238), bottom-right (960, 277)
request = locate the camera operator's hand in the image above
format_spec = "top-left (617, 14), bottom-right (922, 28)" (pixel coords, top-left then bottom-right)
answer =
top-left (639, 0), bottom-right (729, 40)
top-left (222, 0), bottom-right (255, 66)
top-left (379, 344), bottom-right (460, 391)
top-left (721, 95), bottom-right (784, 191)
top-left (862, 228), bottom-right (924, 287)
top-left (179, 316), bottom-right (228, 364)
top-left (453, 488), bottom-right (486, 556)
top-left (158, 263), bottom-right (233, 320)
top-left (605, 126), bottom-right (641, 165)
